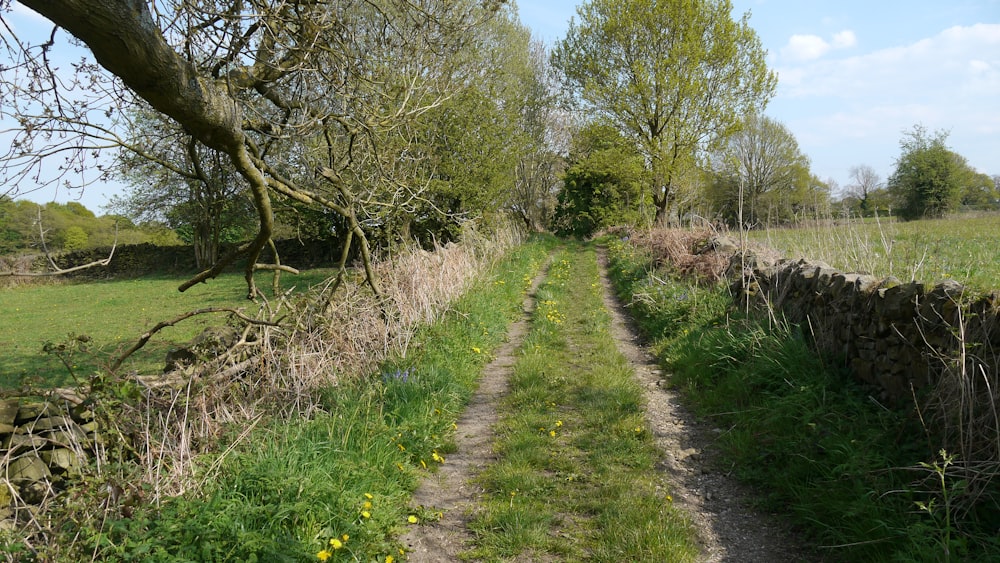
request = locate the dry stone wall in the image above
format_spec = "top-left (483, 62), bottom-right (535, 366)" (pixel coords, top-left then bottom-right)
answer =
top-left (0, 394), bottom-right (97, 530)
top-left (731, 253), bottom-right (1000, 405)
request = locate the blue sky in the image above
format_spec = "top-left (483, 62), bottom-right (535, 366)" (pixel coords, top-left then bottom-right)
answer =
top-left (520, 0), bottom-right (1000, 193)
top-left (4, 1), bottom-right (999, 210)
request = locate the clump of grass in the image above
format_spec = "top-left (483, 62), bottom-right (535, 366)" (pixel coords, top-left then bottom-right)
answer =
top-left (467, 245), bottom-right (699, 561)
top-left (607, 230), bottom-right (1000, 562)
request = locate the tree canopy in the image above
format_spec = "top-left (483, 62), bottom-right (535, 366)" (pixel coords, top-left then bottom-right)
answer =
top-left (554, 122), bottom-right (649, 237)
top-left (888, 126), bottom-right (968, 220)
top-left (706, 113), bottom-right (818, 226)
top-left (2, 0), bottom-right (520, 298)
top-left (553, 0), bottom-right (776, 224)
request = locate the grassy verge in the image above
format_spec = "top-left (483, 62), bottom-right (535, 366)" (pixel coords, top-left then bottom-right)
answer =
top-left (0, 269), bottom-right (335, 387)
top-left (466, 244), bottom-right (700, 562)
top-left (604, 236), bottom-right (1000, 562)
top-left (38, 238), bottom-right (553, 562)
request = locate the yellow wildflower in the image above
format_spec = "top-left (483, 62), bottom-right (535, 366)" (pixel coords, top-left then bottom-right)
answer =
top-left (387, 557), bottom-right (395, 563)
top-left (549, 430), bottom-right (556, 437)
top-left (472, 346), bottom-right (481, 354)
top-left (342, 534), bottom-right (349, 542)
top-left (329, 538), bottom-right (343, 549)
top-left (362, 510), bottom-right (371, 519)
top-left (317, 550), bottom-right (332, 561)
top-left (408, 515), bottom-right (419, 524)
top-left (555, 420), bottom-right (563, 427)
top-left (364, 493), bottom-right (374, 499)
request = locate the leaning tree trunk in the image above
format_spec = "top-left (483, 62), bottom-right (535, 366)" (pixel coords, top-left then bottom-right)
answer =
top-left (22, 0), bottom-right (275, 296)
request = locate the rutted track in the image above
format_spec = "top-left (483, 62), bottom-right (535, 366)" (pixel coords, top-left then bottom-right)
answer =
top-left (400, 246), bottom-right (818, 561)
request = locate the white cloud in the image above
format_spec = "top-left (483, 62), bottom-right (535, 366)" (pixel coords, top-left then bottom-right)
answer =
top-left (832, 30), bottom-right (857, 49)
top-left (780, 29), bottom-right (857, 62)
top-left (773, 23), bottom-right (1000, 179)
top-left (778, 24), bottom-right (1000, 100)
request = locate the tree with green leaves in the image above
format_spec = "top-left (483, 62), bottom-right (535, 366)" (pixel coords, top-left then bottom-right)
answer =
top-left (111, 111), bottom-right (256, 269)
top-left (3, 0), bottom-right (510, 299)
top-left (554, 122), bottom-right (649, 237)
top-left (887, 126), bottom-right (967, 220)
top-left (553, 0), bottom-right (776, 224)
top-left (706, 113), bottom-right (815, 226)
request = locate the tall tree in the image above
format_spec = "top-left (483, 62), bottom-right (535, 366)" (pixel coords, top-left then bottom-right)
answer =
top-left (707, 113), bottom-right (813, 226)
top-left (847, 164), bottom-right (883, 215)
top-left (552, 0), bottom-right (776, 224)
top-left (887, 126), bottom-right (965, 220)
top-left (509, 39), bottom-right (571, 233)
top-left (111, 110), bottom-right (256, 268)
top-left (2, 0), bottom-right (508, 298)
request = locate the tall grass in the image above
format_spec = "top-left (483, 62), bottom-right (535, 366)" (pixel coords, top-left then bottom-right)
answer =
top-left (605, 233), bottom-right (1000, 562)
top-left (750, 213), bottom-right (1000, 291)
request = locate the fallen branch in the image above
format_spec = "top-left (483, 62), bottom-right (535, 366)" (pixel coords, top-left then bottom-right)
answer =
top-left (110, 307), bottom-right (282, 373)
top-left (0, 208), bottom-right (118, 277)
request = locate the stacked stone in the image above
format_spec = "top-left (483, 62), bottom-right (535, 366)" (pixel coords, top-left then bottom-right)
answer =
top-left (731, 254), bottom-right (1000, 405)
top-left (0, 397), bottom-right (97, 530)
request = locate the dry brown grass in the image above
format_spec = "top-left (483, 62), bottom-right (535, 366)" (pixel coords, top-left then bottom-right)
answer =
top-left (94, 221), bottom-right (524, 501)
top-left (611, 225), bottom-right (769, 285)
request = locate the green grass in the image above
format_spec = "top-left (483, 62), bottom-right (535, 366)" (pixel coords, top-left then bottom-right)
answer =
top-left (466, 245), bottom-right (700, 562)
top-left (0, 269), bottom-right (335, 388)
top-left (40, 238), bottom-right (554, 562)
top-left (750, 212), bottom-right (1000, 291)
top-left (605, 235), bottom-right (1000, 562)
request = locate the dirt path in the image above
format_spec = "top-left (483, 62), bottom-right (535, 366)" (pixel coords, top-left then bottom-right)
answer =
top-left (400, 264), bottom-right (549, 561)
top-left (595, 249), bottom-right (821, 562)
top-left (402, 249), bottom-right (820, 561)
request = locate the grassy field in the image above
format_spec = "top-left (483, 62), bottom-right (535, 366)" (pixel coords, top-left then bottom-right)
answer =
top-left (0, 269), bottom-right (334, 388)
top-left (748, 213), bottom-right (1000, 291)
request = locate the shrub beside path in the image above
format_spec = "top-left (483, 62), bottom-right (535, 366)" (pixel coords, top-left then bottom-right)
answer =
top-left (400, 244), bottom-right (819, 561)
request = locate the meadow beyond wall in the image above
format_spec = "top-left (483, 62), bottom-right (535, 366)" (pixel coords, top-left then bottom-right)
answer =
top-left (732, 253), bottom-right (1000, 407)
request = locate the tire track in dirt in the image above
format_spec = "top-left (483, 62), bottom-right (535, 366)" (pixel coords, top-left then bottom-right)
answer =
top-left (400, 262), bottom-right (550, 561)
top-left (402, 248), bottom-right (821, 561)
top-left (596, 247), bottom-right (822, 562)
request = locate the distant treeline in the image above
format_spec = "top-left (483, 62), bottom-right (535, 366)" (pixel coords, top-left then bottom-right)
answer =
top-left (9, 238), bottom-right (345, 281)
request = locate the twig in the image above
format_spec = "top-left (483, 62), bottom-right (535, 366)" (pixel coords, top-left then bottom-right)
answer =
top-left (111, 307), bottom-right (281, 372)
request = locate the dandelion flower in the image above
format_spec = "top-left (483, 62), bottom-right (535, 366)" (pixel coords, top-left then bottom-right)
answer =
top-left (387, 557), bottom-right (395, 563)
top-left (408, 515), bottom-right (419, 524)
top-left (329, 538), bottom-right (344, 549)
top-left (362, 510), bottom-right (371, 519)
top-left (472, 347), bottom-right (481, 354)
top-left (549, 430), bottom-right (556, 437)
top-left (342, 534), bottom-right (349, 542)
top-left (555, 420), bottom-right (563, 427)
top-left (363, 501), bottom-right (373, 509)
top-left (317, 549), bottom-right (332, 561)
top-left (365, 493), bottom-right (374, 499)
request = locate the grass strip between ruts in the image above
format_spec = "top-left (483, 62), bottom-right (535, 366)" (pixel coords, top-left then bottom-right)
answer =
top-left (466, 243), bottom-right (700, 562)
